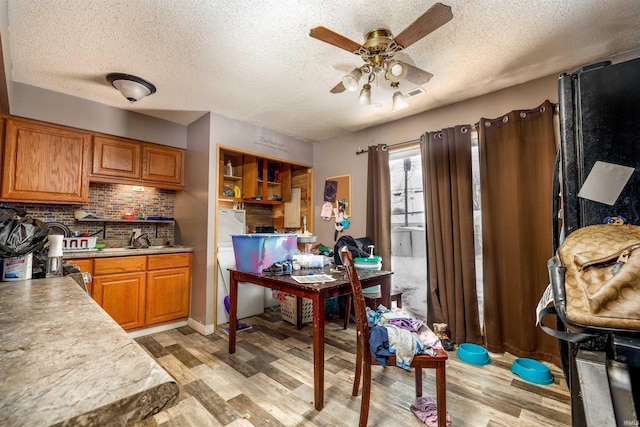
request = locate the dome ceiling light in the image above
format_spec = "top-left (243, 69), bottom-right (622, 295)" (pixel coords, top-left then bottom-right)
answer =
top-left (106, 73), bottom-right (157, 103)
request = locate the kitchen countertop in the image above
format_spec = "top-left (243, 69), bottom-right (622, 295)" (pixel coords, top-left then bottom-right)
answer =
top-left (62, 245), bottom-right (193, 259)
top-left (0, 277), bottom-right (179, 426)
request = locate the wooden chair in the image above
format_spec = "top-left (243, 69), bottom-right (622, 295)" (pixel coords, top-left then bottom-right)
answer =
top-left (339, 248), bottom-right (448, 427)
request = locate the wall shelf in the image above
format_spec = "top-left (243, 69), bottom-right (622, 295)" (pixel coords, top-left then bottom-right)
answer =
top-left (75, 218), bottom-right (175, 238)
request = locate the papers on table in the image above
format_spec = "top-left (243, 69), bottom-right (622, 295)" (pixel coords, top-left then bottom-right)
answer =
top-left (291, 274), bottom-right (336, 284)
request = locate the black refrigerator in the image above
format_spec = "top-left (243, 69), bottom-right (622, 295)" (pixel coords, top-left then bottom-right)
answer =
top-left (556, 57), bottom-right (640, 426)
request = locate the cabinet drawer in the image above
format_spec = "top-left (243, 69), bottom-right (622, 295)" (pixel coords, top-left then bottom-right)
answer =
top-left (66, 258), bottom-right (93, 275)
top-left (94, 256), bottom-right (147, 275)
top-left (147, 253), bottom-right (191, 270)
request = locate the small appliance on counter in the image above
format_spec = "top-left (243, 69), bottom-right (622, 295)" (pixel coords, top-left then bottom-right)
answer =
top-left (46, 235), bottom-right (64, 277)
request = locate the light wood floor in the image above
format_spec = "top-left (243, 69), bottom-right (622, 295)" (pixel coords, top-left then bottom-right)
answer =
top-left (132, 309), bottom-right (571, 427)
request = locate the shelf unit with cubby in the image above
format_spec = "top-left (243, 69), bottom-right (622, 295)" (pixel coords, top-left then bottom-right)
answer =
top-left (217, 145), bottom-right (313, 232)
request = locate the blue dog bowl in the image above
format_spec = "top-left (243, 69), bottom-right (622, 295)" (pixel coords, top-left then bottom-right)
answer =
top-left (511, 358), bottom-right (553, 385)
top-left (456, 343), bottom-right (490, 365)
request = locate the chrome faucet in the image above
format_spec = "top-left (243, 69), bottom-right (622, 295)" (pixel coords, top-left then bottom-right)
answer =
top-left (131, 232), bottom-right (152, 248)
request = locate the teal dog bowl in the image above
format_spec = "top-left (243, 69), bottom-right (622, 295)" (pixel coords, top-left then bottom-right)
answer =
top-left (456, 343), bottom-right (490, 365)
top-left (511, 358), bottom-right (553, 385)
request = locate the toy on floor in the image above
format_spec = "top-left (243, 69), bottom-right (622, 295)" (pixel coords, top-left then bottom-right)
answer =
top-left (433, 323), bottom-right (455, 351)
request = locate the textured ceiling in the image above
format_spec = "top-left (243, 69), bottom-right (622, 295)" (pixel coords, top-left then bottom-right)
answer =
top-left (6, 1), bottom-right (640, 142)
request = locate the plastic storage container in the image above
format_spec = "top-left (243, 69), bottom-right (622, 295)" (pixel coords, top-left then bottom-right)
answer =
top-left (354, 255), bottom-right (382, 270)
top-left (354, 255), bottom-right (382, 293)
top-left (231, 233), bottom-right (297, 273)
top-left (280, 295), bottom-right (313, 325)
top-left (2, 253), bottom-right (33, 281)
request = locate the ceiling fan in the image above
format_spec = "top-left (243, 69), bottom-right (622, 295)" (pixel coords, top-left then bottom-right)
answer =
top-left (309, 2), bottom-right (453, 109)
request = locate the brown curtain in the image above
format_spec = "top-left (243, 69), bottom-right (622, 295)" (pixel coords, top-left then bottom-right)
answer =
top-left (479, 100), bottom-right (560, 365)
top-left (366, 145), bottom-right (391, 271)
top-left (421, 126), bottom-right (482, 345)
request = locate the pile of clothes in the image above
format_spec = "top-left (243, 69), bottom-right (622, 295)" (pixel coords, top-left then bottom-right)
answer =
top-left (367, 306), bottom-right (443, 369)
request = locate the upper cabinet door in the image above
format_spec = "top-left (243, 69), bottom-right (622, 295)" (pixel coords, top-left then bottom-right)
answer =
top-left (92, 135), bottom-right (142, 180)
top-left (1, 118), bottom-right (91, 204)
top-left (142, 144), bottom-right (184, 187)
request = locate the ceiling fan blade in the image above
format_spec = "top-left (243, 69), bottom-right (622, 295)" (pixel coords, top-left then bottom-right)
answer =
top-left (404, 64), bottom-right (434, 85)
top-left (330, 81), bottom-right (346, 94)
top-left (310, 26), bottom-right (363, 53)
top-left (393, 3), bottom-right (453, 49)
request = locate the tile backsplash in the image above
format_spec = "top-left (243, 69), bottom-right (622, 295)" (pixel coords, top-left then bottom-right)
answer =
top-left (6, 183), bottom-right (176, 247)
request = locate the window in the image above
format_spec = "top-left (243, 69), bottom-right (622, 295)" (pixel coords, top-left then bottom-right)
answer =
top-left (389, 146), bottom-right (427, 319)
top-left (389, 136), bottom-right (484, 327)
top-left (471, 131), bottom-right (484, 328)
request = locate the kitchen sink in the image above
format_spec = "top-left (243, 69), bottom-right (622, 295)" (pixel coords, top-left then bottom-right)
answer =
top-left (97, 245), bottom-right (182, 251)
top-left (97, 247), bottom-right (132, 252)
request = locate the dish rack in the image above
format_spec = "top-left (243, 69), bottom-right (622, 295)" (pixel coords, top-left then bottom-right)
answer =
top-left (62, 237), bottom-right (97, 251)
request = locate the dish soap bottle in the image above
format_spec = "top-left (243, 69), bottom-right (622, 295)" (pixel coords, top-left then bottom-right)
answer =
top-left (226, 160), bottom-right (233, 176)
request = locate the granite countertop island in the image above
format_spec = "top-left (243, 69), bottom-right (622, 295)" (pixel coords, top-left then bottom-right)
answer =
top-left (0, 276), bottom-right (179, 426)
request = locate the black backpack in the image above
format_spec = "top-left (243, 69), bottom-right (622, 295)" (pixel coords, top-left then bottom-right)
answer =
top-left (333, 235), bottom-right (370, 265)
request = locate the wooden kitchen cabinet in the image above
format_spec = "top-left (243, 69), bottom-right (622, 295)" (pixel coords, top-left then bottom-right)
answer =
top-left (93, 256), bottom-right (147, 331)
top-left (217, 146), bottom-right (313, 232)
top-left (91, 135), bottom-right (184, 190)
top-left (72, 252), bottom-right (191, 331)
top-left (91, 135), bottom-right (142, 180)
top-left (142, 144), bottom-right (184, 188)
top-left (145, 253), bottom-right (192, 326)
top-left (218, 147), bottom-right (292, 204)
top-left (1, 117), bottom-right (91, 204)
top-left (219, 150), bottom-right (244, 199)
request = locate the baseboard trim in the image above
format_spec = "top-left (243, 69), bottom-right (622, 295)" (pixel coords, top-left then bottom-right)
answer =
top-left (127, 320), bottom-right (188, 339)
top-left (187, 317), bottom-right (215, 336)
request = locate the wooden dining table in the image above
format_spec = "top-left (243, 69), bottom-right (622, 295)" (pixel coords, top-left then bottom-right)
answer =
top-left (227, 267), bottom-right (393, 411)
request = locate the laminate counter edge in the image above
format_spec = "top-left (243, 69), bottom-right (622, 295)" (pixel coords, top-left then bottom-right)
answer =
top-left (62, 246), bottom-right (194, 259)
top-left (0, 276), bottom-right (179, 426)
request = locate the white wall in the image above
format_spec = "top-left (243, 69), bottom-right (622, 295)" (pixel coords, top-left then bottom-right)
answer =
top-left (176, 113), bottom-right (213, 331)
top-left (0, 0), bottom-right (12, 109)
top-left (10, 82), bottom-right (187, 148)
top-left (311, 49), bottom-right (640, 247)
top-left (179, 111), bottom-right (314, 333)
top-left (312, 73), bottom-right (560, 246)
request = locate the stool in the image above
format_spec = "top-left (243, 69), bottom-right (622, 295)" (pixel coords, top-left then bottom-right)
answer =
top-left (343, 291), bottom-right (403, 329)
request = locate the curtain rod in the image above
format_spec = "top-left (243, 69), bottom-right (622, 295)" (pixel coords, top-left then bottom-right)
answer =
top-left (355, 138), bottom-right (421, 155)
top-left (355, 103), bottom-right (559, 155)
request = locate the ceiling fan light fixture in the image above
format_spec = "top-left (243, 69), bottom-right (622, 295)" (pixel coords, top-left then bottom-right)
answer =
top-left (106, 73), bottom-right (157, 103)
top-left (358, 83), bottom-right (372, 105)
top-left (385, 60), bottom-right (408, 83)
top-left (391, 83), bottom-right (409, 112)
top-left (342, 68), bottom-right (362, 92)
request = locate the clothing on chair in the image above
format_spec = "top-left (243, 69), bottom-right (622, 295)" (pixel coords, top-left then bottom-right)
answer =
top-left (368, 326), bottom-right (391, 366)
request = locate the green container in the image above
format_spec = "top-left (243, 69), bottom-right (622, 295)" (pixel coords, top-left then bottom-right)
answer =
top-left (353, 256), bottom-right (382, 269)
top-left (354, 256), bottom-right (382, 294)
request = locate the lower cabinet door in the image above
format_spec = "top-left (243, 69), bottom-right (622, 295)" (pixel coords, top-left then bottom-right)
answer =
top-left (93, 272), bottom-right (146, 331)
top-left (146, 267), bottom-right (191, 326)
